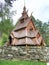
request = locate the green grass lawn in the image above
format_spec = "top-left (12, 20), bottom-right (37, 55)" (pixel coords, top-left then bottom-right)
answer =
top-left (0, 60), bottom-right (46, 65)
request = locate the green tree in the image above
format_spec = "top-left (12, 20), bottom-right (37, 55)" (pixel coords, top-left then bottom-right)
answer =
top-left (5, 0), bottom-right (16, 6)
top-left (0, 19), bottom-right (14, 35)
top-left (0, 2), bottom-right (14, 45)
top-left (0, 19), bottom-right (14, 46)
top-left (0, 33), bottom-right (8, 46)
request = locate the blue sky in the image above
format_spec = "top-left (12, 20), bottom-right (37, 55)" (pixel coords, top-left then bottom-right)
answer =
top-left (0, 0), bottom-right (49, 24)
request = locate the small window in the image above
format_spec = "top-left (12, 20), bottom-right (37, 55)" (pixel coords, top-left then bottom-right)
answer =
top-left (30, 28), bottom-right (33, 31)
top-left (29, 27), bottom-right (33, 34)
top-left (30, 26), bottom-right (33, 31)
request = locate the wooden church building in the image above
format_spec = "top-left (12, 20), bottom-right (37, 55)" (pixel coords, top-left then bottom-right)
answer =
top-left (8, 6), bottom-right (46, 46)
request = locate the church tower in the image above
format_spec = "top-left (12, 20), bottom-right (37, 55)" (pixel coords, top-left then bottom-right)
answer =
top-left (8, 6), bottom-right (46, 46)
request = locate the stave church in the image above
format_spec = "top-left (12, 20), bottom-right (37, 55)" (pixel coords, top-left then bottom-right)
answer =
top-left (7, 6), bottom-right (46, 46)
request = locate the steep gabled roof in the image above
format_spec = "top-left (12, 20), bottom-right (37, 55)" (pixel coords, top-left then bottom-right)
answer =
top-left (14, 18), bottom-right (30, 31)
top-left (10, 30), bottom-right (39, 38)
top-left (13, 6), bottom-right (31, 31)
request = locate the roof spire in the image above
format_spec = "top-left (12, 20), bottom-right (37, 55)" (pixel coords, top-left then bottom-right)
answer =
top-left (23, 0), bottom-right (26, 12)
top-left (22, 6), bottom-right (28, 17)
top-left (21, 0), bottom-right (28, 19)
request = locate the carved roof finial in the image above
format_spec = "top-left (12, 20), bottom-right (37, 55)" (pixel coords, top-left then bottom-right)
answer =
top-left (23, 6), bottom-right (26, 12)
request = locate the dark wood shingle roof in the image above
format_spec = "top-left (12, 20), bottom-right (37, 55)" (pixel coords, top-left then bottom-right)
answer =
top-left (10, 30), bottom-right (38, 38)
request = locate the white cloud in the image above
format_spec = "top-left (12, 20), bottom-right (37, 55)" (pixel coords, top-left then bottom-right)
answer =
top-left (0, 0), bottom-right (5, 3)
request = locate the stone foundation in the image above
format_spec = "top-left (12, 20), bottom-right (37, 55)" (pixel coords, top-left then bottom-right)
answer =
top-left (0, 46), bottom-right (49, 62)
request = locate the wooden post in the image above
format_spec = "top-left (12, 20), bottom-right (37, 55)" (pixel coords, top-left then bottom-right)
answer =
top-left (26, 44), bottom-right (27, 48)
